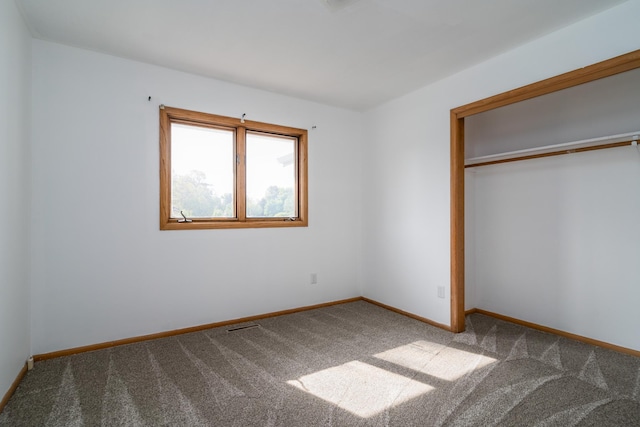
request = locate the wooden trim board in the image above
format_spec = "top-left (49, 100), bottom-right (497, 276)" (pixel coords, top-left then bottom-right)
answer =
top-left (20, 299), bottom-right (639, 381)
top-left (451, 50), bottom-right (640, 118)
top-left (34, 297), bottom-right (452, 362)
top-left (0, 363), bottom-right (28, 414)
top-left (362, 297), bottom-right (452, 331)
top-left (471, 308), bottom-right (640, 358)
top-left (34, 298), bottom-right (362, 361)
top-left (450, 111), bottom-right (466, 333)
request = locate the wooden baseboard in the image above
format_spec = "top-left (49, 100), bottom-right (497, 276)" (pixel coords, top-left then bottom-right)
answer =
top-left (30, 299), bottom-right (640, 364)
top-left (0, 363), bottom-right (27, 414)
top-left (34, 297), bottom-right (364, 361)
top-left (33, 297), bottom-right (451, 361)
top-left (362, 297), bottom-right (452, 332)
top-left (470, 308), bottom-right (640, 358)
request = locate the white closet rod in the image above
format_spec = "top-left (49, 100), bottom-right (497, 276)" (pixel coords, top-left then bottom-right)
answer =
top-left (465, 131), bottom-right (640, 167)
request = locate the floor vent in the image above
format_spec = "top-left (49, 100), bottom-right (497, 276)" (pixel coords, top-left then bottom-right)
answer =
top-left (227, 324), bottom-right (260, 333)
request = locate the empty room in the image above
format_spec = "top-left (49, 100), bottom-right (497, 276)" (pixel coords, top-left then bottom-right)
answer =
top-left (1, 0), bottom-right (639, 425)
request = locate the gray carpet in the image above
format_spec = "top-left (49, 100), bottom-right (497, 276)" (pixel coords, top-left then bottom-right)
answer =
top-left (1, 301), bottom-right (639, 426)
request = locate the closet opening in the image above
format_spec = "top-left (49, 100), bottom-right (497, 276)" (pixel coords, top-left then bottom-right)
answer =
top-left (449, 49), bottom-right (640, 333)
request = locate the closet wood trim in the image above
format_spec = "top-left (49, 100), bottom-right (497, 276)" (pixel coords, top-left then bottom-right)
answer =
top-left (452, 50), bottom-right (640, 118)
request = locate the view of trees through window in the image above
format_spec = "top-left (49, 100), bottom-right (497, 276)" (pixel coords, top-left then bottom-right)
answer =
top-left (170, 123), bottom-right (296, 219)
top-left (171, 170), bottom-right (295, 218)
top-left (245, 132), bottom-right (296, 218)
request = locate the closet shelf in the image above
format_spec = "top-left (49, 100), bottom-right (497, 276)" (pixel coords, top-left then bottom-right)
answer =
top-left (465, 131), bottom-right (639, 168)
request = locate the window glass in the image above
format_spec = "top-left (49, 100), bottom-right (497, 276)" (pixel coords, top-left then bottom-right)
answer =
top-left (170, 123), bottom-right (234, 218)
top-left (246, 132), bottom-right (296, 218)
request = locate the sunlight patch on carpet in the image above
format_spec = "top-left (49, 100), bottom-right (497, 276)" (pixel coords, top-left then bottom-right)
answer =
top-left (287, 360), bottom-right (433, 418)
top-left (374, 341), bottom-right (497, 381)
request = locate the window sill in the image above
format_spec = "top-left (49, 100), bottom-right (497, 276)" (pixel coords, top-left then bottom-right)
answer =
top-left (160, 218), bottom-right (308, 230)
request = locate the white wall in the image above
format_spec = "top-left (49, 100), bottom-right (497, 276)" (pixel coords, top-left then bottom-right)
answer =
top-left (30, 41), bottom-right (363, 355)
top-left (471, 148), bottom-right (640, 350)
top-left (362, 0), bottom-right (640, 339)
top-left (0, 0), bottom-right (31, 399)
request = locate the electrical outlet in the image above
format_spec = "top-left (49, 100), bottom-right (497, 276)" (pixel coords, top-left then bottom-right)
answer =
top-left (310, 273), bottom-right (318, 285)
top-left (437, 286), bottom-right (445, 299)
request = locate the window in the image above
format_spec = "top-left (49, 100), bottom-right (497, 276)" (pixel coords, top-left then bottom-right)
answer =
top-left (160, 106), bottom-right (308, 229)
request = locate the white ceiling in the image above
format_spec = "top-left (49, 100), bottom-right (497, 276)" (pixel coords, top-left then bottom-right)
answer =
top-left (17, 0), bottom-right (628, 111)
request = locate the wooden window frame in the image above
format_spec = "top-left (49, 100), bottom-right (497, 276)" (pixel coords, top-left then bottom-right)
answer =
top-left (160, 106), bottom-right (308, 230)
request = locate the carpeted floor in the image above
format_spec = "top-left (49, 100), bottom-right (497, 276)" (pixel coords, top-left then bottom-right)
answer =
top-left (1, 301), bottom-right (639, 426)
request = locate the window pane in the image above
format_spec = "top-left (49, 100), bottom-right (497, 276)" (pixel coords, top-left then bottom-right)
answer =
top-left (171, 123), bottom-right (234, 218)
top-left (246, 132), bottom-right (296, 218)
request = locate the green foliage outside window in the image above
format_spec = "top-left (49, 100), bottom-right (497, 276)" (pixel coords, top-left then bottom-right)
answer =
top-left (247, 186), bottom-right (294, 218)
top-left (172, 170), bottom-right (294, 218)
